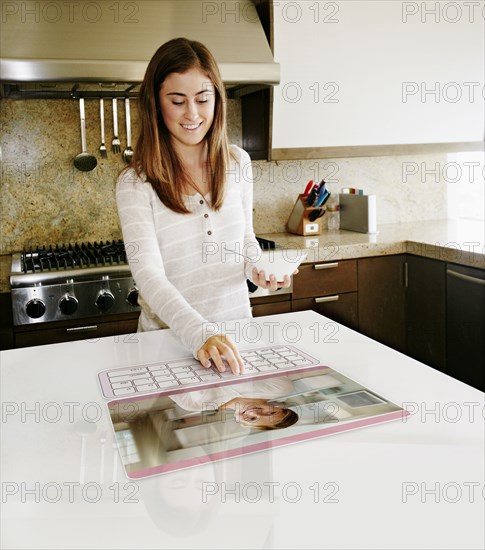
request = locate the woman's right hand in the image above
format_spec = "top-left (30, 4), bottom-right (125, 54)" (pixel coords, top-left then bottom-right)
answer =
top-left (197, 334), bottom-right (245, 375)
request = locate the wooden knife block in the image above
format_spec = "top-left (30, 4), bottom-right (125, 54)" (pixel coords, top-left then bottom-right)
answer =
top-left (287, 194), bottom-right (323, 236)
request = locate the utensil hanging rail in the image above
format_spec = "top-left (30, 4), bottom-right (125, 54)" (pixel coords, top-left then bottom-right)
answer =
top-left (0, 82), bottom-right (140, 100)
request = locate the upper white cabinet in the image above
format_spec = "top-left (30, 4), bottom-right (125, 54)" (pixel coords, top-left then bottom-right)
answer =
top-left (271, 0), bottom-right (485, 157)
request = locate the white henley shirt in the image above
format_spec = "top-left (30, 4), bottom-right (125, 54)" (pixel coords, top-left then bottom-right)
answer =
top-left (116, 145), bottom-right (260, 356)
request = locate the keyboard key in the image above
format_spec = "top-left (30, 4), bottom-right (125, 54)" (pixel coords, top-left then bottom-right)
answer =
top-left (273, 361), bottom-right (293, 369)
top-left (243, 365), bottom-right (259, 372)
top-left (109, 373), bottom-right (150, 383)
top-left (292, 359), bottom-right (314, 366)
top-left (157, 379), bottom-right (180, 389)
top-left (219, 370), bottom-right (237, 377)
top-left (191, 365), bottom-right (211, 373)
top-left (108, 366), bottom-right (147, 378)
top-left (153, 374), bottom-right (176, 383)
top-left (177, 371), bottom-right (202, 380)
top-left (199, 372), bottom-right (222, 381)
top-left (136, 383), bottom-right (159, 392)
top-left (251, 360), bottom-right (270, 367)
top-left (113, 387), bottom-right (137, 396)
top-left (133, 378), bottom-right (153, 386)
top-left (241, 353), bottom-right (258, 360)
top-left (148, 364), bottom-right (169, 373)
top-left (257, 365), bottom-right (278, 372)
top-left (166, 361), bottom-right (196, 369)
top-left (111, 381), bottom-right (134, 389)
top-left (170, 366), bottom-right (194, 374)
top-left (179, 376), bottom-right (200, 385)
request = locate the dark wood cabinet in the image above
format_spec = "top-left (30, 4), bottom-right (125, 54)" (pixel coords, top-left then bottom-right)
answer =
top-left (251, 300), bottom-right (292, 317)
top-left (13, 312), bottom-right (140, 348)
top-left (251, 293), bottom-right (291, 317)
top-left (358, 255), bottom-right (407, 353)
top-left (291, 260), bottom-right (359, 330)
top-left (446, 263), bottom-right (485, 391)
top-left (292, 293), bottom-right (358, 329)
top-left (406, 255), bottom-right (446, 372)
top-left (358, 253), bottom-right (483, 392)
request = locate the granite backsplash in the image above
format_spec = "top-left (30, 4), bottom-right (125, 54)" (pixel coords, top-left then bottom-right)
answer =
top-left (0, 98), bottom-right (450, 254)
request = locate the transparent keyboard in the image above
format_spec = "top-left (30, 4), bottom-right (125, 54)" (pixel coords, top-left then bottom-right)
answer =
top-left (98, 345), bottom-right (321, 399)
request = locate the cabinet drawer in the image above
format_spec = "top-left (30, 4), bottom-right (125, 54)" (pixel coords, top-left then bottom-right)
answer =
top-left (252, 301), bottom-right (292, 318)
top-left (292, 293), bottom-right (358, 330)
top-left (14, 316), bottom-right (140, 348)
top-left (293, 260), bottom-right (358, 299)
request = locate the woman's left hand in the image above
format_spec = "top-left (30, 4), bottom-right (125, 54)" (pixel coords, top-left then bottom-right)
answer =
top-left (251, 267), bottom-right (298, 292)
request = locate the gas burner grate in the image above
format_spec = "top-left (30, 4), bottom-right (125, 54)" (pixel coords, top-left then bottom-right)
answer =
top-left (21, 240), bottom-right (128, 273)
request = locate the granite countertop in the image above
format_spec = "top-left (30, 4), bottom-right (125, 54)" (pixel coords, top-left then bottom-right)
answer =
top-left (259, 219), bottom-right (485, 270)
top-left (1, 219), bottom-right (483, 294)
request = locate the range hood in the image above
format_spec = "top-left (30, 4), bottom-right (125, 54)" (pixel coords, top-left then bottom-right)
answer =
top-left (0, 0), bottom-right (279, 98)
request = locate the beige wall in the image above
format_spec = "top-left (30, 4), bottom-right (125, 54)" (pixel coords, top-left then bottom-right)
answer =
top-left (0, 98), bottom-right (449, 253)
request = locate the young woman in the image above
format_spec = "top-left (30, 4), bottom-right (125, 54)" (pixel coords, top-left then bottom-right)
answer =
top-left (116, 38), bottom-right (292, 375)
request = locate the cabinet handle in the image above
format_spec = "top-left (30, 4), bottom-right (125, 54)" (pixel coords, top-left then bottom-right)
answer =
top-left (447, 269), bottom-right (485, 286)
top-left (66, 325), bottom-right (98, 334)
top-left (314, 262), bottom-right (339, 270)
top-left (315, 295), bottom-right (340, 303)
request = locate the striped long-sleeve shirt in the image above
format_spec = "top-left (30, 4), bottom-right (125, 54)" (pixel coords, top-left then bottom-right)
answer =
top-left (116, 145), bottom-right (260, 356)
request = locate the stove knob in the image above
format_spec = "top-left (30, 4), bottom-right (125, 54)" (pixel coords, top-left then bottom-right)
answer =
top-left (59, 294), bottom-right (78, 315)
top-left (26, 298), bottom-right (46, 319)
top-left (126, 287), bottom-right (139, 307)
top-left (96, 290), bottom-right (115, 312)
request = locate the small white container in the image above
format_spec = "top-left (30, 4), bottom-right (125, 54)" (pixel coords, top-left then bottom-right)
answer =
top-left (234, 248), bottom-right (308, 281)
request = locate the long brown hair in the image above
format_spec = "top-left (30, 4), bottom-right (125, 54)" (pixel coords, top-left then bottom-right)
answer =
top-left (133, 37), bottom-right (230, 213)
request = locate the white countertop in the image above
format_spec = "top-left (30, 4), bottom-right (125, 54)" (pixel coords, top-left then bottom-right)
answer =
top-left (260, 218), bottom-right (485, 269)
top-left (1, 310), bottom-right (484, 550)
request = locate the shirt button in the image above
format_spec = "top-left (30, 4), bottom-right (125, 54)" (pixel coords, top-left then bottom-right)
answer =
top-left (199, 200), bottom-right (204, 205)
top-left (207, 230), bottom-right (212, 236)
top-left (204, 213), bottom-right (208, 218)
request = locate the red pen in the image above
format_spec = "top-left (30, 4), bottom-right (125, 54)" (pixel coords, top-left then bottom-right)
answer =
top-left (303, 180), bottom-right (315, 197)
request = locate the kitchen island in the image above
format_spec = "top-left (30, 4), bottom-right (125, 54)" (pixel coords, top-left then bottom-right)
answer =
top-left (1, 310), bottom-right (483, 550)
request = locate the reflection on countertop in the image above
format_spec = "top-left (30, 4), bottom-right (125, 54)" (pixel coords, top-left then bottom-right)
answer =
top-left (259, 219), bottom-right (485, 269)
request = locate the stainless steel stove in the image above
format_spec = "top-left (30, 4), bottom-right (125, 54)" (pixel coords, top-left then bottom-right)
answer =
top-left (10, 241), bottom-right (140, 326)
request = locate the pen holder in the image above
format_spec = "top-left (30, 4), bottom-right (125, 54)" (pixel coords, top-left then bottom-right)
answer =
top-left (287, 194), bottom-right (324, 236)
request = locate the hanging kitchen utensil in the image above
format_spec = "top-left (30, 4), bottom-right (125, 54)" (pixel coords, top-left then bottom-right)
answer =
top-left (73, 98), bottom-right (97, 172)
top-left (122, 98), bottom-right (134, 163)
top-left (111, 98), bottom-right (121, 153)
top-left (99, 98), bottom-right (107, 159)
